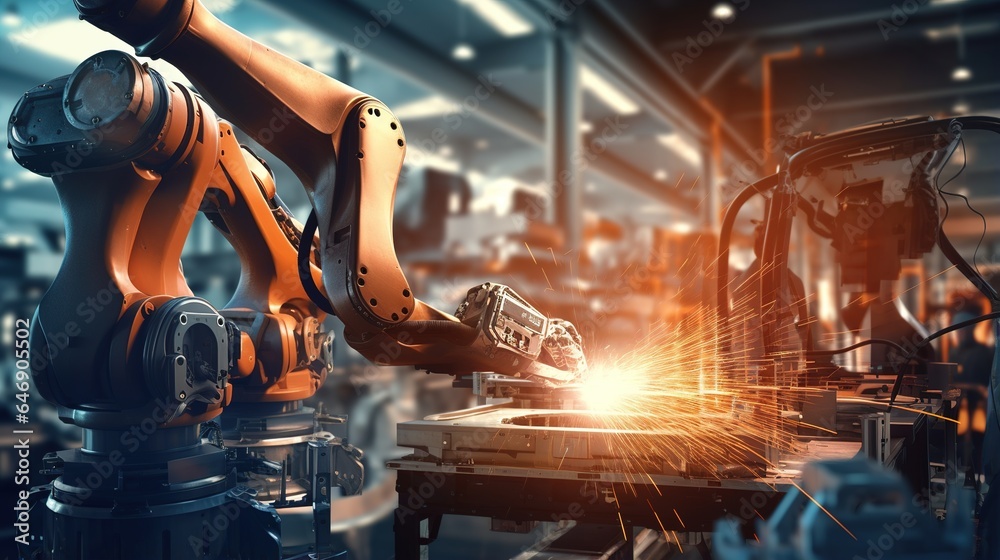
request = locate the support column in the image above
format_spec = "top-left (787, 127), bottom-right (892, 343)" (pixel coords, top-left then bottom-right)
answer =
top-left (702, 122), bottom-right (722, 232)
top-left (546, 23), bottom-right (582, 253)
top-left (334, 48), bottom-right (351, 86)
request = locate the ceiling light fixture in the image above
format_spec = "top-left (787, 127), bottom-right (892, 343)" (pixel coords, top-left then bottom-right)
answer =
top-left (951, 66), bottom-right (972, 81)
top-left (452, 42), bottom-right (475, 60)
top-left (1, 4), bottom-right (21, 27)
top-left (580, 65), bottom-right (640, 116)
top-left (711, 3), bottom-right (735, 21)
top-left (391, 95), bottom-right (460, 120)
top-left (458, 0), bottom-right (534, 37)
top-left (657, 133), bottom-right (703, 167)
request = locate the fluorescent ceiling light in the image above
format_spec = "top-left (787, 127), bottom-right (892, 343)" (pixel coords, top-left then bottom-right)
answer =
top-left (924, 22), bottom-right (998, 40)
top-left (580, 120), bottom-right (594, 133)
top-left (580, 65), bottom-right (640, 116)
top-left (1, 233), bottom-right (34, 247)
top-left (458, 0), bottom-right (534, 37)
top-left (18, 18), bottom-right (191, 86)
top-left (952, 66), bottom-right (972, 81)
top-left (930, 0), bottom-right (967, 5)
top-left (406, 148), bottom-right (460, 173)
top-left (391, 95), bottom-right (460, 120)
top-left (670, 221), bottom-right (693, 234)
top-left (1, 8), bottom-right (21, 27)
top-left (711, 3), bottom-right (735, 21)
top-left (953, 100), bottom-right (970, 114)
top-left (657, 133), bottom-right (703, 167)
top-left (474, 138), bottom-right (490, 150)
top-left (654, 169), bottom-right (668, 181)
top-left (452, 42), bottom-right (476, 60)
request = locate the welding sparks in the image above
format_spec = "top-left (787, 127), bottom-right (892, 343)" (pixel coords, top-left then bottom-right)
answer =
top-left (617, 511), bottom-right (629, 541)
top-left (672, 508), bottom-right (685, 529)
top-left (524, 242), bottom-right (537, 265)
top-left (528, 228), bottom-right (953, 546)
top-left (572, 303), bottom-right (796, 478)
top-left (789, 480), bottom-right (857, 540)
top-left (577, 368), bottom-right (641, 411)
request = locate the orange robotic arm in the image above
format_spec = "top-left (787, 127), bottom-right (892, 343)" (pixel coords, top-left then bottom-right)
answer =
top-left (8, 49), bottom-right (333, 425)
top-left (77, 0), bottom-right (585, 383)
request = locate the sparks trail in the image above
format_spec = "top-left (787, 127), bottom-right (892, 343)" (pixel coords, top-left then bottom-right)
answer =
top-left (789, 480), bottom-right (857, 540)
top-left (575, 300), bottom-right (805, 479)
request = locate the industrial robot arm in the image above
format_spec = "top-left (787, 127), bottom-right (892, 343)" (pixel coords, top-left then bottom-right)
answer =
top-left (7, 48), bottom-right (336, 422)
top-left (71, 0), bottom-right (585, 383)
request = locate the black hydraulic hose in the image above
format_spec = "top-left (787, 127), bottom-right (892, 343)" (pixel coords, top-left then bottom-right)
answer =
top-left (916, 311), bottom-right (1000, 348)
top-left (297, 209), bottom-right (336, 315)
top-left (386, 320), bottom-right (479, 345)
top-left (759, 182), bottom-right (797, 358)
top-left (812, 338), bottom-right (928, 363)
top-left (297, 210), bottom-right (476, 346)
top-left (786, 118), bottom-right (959, 179)
top-left (950, 115), bottom-right (1000, 442)
top-left (716, 173), bottom-right (780, 324)
top-left (887, 311), bottom-right (1000, 410)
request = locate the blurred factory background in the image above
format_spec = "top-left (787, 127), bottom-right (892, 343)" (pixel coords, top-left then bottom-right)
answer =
top-left (1, 0), bottom-right (999, 558)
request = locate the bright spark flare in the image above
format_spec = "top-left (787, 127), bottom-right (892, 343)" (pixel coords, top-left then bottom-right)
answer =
top-left (572, 301), bottom-right (800, 477)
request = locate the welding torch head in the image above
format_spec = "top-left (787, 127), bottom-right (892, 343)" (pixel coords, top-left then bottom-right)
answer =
top-left (454, 283), bottom-right (587, 385)
top-left (544, 318), bottom-right (588, 378)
